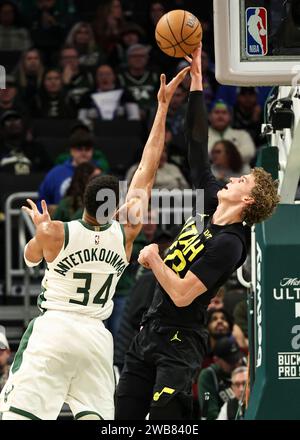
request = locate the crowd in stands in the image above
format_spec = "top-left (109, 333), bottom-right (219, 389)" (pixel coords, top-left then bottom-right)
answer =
top-left (1, 0), bottom-right (266, 419)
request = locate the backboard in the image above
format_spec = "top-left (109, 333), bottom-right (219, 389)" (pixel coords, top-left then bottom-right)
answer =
top-left (214, 0), bottom-right (300, 86)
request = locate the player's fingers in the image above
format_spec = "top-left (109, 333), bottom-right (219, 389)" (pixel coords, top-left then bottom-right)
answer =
top-left (171, 66), bottom-right (190, 87)
top-left (26, 199), bottom-right (38, 212)
top-left (152, 243), bottom-right (159, 252)
top-left (22, 206), bottom-right (32, 215)
top-left (41, 200), bottom-right (49, 215)
top-left (138, 254), bottom-right (145, 265)
top-left (159, 73), bottom-right (167, 102)
top-left (193, 44), bottom-right (202, 57)
top-left (138, 254), bottom-right (150, 269)
top-left (184, 55), bottom-right (192, 64)
top-left (178, 66), bottom-right (190, 79)
top-left (22, 206), bottom-right (34, 219)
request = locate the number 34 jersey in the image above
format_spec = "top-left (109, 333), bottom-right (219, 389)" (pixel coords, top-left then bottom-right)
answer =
top-left (38, 219), bottom-right (128, 320)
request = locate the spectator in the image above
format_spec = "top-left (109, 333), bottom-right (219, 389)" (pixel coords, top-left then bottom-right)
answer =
top-left (148, 84), bottom-right (188, 172)
top-left (54, 122), bottom-right (110, 172)
top-left (216, 84), bottom-right (272, 110)
top-left (217, 366), bottom-right (247, 420)
top-left (192, 295), bottom-right (229, 415)
top-left (30, 0), bottom-right (68, 65)
top-left (232, 300), bottom-right (249, 352)
top-left (92, 0), bottom-right (126, 55)
top-left (53, 162), bottom-right (101, 222)
top-left (166, 85), bottom-right (188, 168)
top-left (79, 64), bottom-right (140, 124)
top-left (208, 100), bottom-right (256, 164)
top-left (166, 85), bottom-right (187, 137)
top-left (232, 87), bottom-right (263, 146)
top-left (126, 145), bottom-right (190, 190)
top-left (201, 307), bottom-right (234, 369)
top-left (15, 48), bottom-right (45, 103)
top-left (38, 130), bottom-right (101, 212)
top-left (0, 0), bottom-right (32, 51)
top-left (71, 0), bottom-right (101, 21)
top-left (60, 45), bottom-right (94, 107)
top-left (0, 76), bottom-right (27, 119)
top-left (118, 44), bottom-right (159, 118)
top-left (211, 140), bottom-right (250, 184)
top-left (144, 1), bottom-right (166, 48)
top-left (107, 22), bottom-right (146, 69)
top-left (65, 21), bottom-right (105, 69)
top-left (0, 326), bottom-right (10, 393)
top-left (198, 336), bottom-right (243, 420)
top-left (0, 110), bottom-right (51, 174)
top-left (144, 1), bottom-right (179, 73)
top-left (30, 68), bottom-right (77, 118)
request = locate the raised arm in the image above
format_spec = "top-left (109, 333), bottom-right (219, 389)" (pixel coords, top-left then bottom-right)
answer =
top-left (22, 199), bottom-right (64, 265)
top-left (185, 46), bottom-right (222, 215)
top-left (126, 67), bottom-right (190, 202)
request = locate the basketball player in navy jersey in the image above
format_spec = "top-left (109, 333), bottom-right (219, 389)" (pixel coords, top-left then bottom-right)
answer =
top-left (116, 45), bottom-right (279, 420)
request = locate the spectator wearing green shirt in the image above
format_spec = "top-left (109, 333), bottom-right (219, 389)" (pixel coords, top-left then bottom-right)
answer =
top-left (198, 336), bottom-right (243, 420)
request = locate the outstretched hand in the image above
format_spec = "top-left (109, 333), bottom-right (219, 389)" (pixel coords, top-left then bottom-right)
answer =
top-left (157, 66), bottom-right (190, 106)
top-left (22, 199), bottom-right (51, 228)
top-left (184, 44), bottom-right (202, 77)
top-left (138, 243), bottom-right (159, 269)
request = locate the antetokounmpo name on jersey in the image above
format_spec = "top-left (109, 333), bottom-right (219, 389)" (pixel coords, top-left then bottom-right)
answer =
top-left (54, 248), bottom-right (126, 277)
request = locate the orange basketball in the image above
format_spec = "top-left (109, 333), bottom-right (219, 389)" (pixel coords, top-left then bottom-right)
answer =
top-left (155, 10), bottom-right (202, 58)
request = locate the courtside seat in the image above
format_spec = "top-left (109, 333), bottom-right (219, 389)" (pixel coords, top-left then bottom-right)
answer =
top-left (93, 120), bottom-right (144, 139)
top-left (95, 136), bottom-right (143, 176)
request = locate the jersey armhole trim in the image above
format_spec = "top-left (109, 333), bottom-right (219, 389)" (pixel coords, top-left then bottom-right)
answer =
top-left (64, 223), bottom-right (69, 250)
top-left (9, 406), bottom-right (41, 420)
top-left (120, 223), bottom-right (126, 249)
top-left (74, 410), bottom-right (104, 420)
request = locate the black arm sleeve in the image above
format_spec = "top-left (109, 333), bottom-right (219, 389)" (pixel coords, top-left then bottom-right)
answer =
top-left (185, 91), bottom-right (223, 215)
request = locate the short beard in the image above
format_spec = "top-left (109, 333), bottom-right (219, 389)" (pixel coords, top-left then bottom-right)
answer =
top-left (212, 331), bottom-right (230, 340)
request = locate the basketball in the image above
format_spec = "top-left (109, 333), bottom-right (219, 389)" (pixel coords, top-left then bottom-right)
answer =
top-left (155, 10), bottom-right (202, 58)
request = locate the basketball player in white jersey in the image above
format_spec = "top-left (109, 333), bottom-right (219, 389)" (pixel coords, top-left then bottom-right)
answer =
top-left (0, 66), bottom-right (190, 421)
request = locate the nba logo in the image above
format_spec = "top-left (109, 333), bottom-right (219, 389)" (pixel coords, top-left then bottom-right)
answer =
top-left (246, 7), bottom-right (268, 56)
top-left (95, 235), bottom-right (100, 245)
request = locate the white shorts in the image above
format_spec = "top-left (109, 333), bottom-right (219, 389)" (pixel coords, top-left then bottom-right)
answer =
top-left (0, 310), bottom-right (115, 420)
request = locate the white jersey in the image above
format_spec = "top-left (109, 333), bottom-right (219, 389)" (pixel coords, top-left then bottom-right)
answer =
top-left (38, 219), bottom-right (128, 320)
